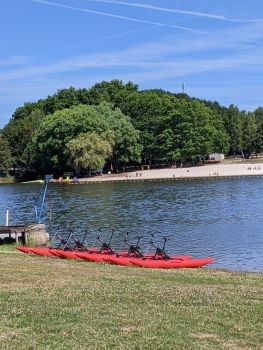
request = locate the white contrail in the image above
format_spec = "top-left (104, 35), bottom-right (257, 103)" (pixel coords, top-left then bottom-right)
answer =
top-left (84, 0), bottom-right (226, 20)
top-left (84, 0), bottom-right (263, 23)
top-left (28, 0), bottom-right (205, 33)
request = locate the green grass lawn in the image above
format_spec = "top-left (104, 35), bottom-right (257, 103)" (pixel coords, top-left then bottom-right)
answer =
top-left (0, 246), bottom-right (262, 350)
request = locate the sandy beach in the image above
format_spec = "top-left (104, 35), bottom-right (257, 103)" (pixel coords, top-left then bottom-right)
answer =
top-left (78, 162), bottom-right (263, 183)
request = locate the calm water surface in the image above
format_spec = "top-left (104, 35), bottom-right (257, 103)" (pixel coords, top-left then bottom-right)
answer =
top-left (1, 178), bottom-right (263, 272)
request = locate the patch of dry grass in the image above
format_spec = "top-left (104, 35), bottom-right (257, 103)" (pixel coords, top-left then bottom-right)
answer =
top-left (0, 246), bottom-right (262, 350)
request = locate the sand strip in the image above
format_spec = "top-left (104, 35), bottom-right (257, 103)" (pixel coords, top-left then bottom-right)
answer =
top-left (78, 163), bottom-right (263, 184)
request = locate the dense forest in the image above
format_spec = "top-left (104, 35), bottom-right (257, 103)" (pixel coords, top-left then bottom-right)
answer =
top-left (1, 80), bottom-right (263, 179)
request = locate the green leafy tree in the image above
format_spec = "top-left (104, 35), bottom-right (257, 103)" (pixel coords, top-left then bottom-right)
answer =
top-left (35, 103), bottom-right (142, 174)
top-left (255, 123), bottom-right (263, 155)
top-left (65, 131), bottom-right (114, 175)
top-left (35, 104), bottom-right (108, 173)
top-left (0, 134), bottom-right (12, 177)
top-left (94, 102), bottom-right (142, 170)
top-left (40, 87), bottom-right (81, 115)
top-left (123, 91), bottom-right (229, 163)
top-left (170, 100), bottom-right (217, 161)
top-left (3, 108), bottom-right (45, 171)
top-left (122, 91), bottom-right (173, 164)
top-left (242, 112), bottom-right (257, 158)
top-left (87, 80), bottom-right (138, 109)
top-left (254, 108), bottom-right (263, 155)
top-left (223, 105), bottom-right (243, 156)
top-left (254, 107), bottom-right (263, 123)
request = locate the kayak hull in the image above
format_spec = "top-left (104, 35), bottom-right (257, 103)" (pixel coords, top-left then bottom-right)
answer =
top-left (16, 246), bottom-right (32, 254)
top-left (16, 246), bottom-right (214, 269)
top-left (76, 252), bottom-right (114, 262)
top-left (29, 247), bottom-right (58, 257)
top-left (54, 250), bottom-right (79, 259)
top-left (130, 257), bottom-right (215, 269)
top-left (105, 255), bottom-right (192, 266)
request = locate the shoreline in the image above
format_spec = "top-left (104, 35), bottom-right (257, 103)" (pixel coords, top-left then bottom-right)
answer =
top-left (78, 163), bottom-right (263, 184)
top-left (3, 163), bottom-right (263, 185)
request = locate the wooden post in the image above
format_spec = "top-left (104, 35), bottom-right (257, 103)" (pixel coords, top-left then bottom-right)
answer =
top-left (6, 210), bottom-right (11, 238)
top-left (15, 231), bottom-right (18, 244)
top-left (5, 210), bottom-right (9, 226)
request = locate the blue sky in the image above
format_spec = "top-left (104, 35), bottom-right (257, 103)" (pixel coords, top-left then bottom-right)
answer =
top-left (1, 0), bottom-right (263, 127)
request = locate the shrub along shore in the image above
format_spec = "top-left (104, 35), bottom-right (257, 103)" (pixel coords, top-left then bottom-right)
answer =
top-left (0, 246), bottom-right (262, 349)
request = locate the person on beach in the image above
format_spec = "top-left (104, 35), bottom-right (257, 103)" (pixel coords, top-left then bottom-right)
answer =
top-left (72, 176), bottom-right (79, 184)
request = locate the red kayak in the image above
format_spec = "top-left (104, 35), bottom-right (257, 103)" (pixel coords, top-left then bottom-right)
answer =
top-left (29, 247), bottom-right (59, 257)
top-left (76, 252), bottom-right (115, 262)
top-left (105, 255), bottom-right (192, 266)
top-left (16, 246), bottom-right (214, 268)
top-left (16, 246), bottom-right (32, 254)
top-left (130, 257), bottom-right (214, 269)
top-left (16, 246), bottom-right (61, 257)
top-left (16, 246), bottom-right (97, 258)
top-left (54, 250), bottom-right (79, 259)
top-left (75, 249), bottom-right (130, 262)
top-left (55, 248), bottom-right (97, 259)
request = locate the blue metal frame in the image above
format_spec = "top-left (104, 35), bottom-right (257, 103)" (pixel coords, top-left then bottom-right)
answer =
top-left (34, 175), bottom-right (53, 224)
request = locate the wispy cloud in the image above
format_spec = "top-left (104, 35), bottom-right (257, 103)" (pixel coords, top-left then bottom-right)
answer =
top-left (28, 0), bottom-right (204, 33)
top-left (85, 0), bottom-right (226, 20)
top-left (34, 24), bottom-right (173, 57)
top-left (0, 55), bottom-right (31, 66)
top-left (1, 21), bottom-right (263, 83)
top-left (84, 0), bottom-right (263, 23)
top-left (1, 10), bottom-right (263, 116)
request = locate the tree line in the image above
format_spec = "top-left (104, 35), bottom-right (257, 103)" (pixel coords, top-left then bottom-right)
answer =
top-left (1, 80), bottom-right (263, 179)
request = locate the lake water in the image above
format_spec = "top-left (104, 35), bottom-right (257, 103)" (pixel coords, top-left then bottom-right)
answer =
top-left (1, 178), bottom-right (263, 272)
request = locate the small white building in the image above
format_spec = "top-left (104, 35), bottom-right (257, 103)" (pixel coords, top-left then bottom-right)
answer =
top-left (209, 153), bottom-right (225, 162)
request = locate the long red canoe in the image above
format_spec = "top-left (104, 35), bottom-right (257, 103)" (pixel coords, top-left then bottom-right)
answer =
top-left (16, 246), bottom-right (214, 268)
top-left (130, 257), bottom-right (214, 269)
top-left (104, 255), bottom-right (192, 266)
top-left (76, 252), bottom-right (114, 262)
top-left (16, 246), bottom-right (32, 254)
top-left (55, 248), bottom-right (97, 259)
top-left (29, 247), bottom-right (58, 257)
top-left (16, 246), bottom-right (97, 258)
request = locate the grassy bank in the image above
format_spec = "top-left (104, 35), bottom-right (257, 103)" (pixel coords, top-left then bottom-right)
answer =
top-left (0, 246), bottom-right (262, 350)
